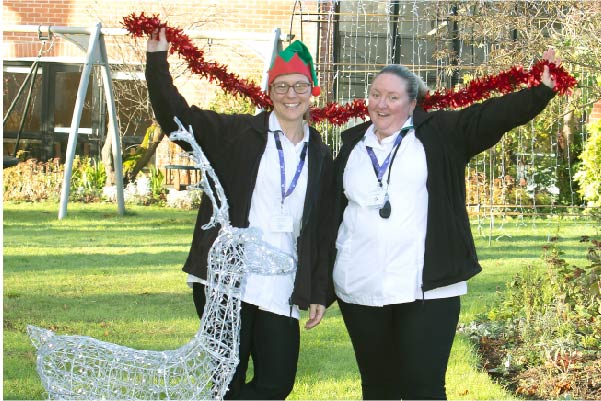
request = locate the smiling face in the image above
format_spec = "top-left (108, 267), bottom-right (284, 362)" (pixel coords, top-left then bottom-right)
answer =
top-left (269, 73), bottom-right (312, 124)
top-left (368, 72), bottom-right (417, 138)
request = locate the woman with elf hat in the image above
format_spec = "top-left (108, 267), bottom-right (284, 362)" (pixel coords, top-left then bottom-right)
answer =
top-left (146, 28), bottom-right (332, 399)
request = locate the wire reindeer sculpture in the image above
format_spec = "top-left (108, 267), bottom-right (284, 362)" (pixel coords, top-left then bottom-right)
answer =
top-left (27, 117), bottom-right (295, 400)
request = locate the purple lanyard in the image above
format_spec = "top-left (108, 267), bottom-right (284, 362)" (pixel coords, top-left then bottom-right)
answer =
top-left (365, 126), bottom-right (412, 187)
top-left (272, 130), bottom-right (308, 206)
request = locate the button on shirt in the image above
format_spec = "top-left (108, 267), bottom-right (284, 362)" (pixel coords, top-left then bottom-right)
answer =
top-left (242, 112), bottom-right (309, 319)
top-left (333, 121), bottom-right (467, 306)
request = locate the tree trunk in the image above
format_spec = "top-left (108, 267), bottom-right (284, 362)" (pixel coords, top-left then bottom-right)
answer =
top-left (128, 123), bottom-right (165, 183)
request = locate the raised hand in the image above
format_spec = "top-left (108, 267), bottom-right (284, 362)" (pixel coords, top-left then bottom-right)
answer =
top-left (147, 27), bottom-right (168, 53)
top-left (541, 47), bottom-right (560, 89)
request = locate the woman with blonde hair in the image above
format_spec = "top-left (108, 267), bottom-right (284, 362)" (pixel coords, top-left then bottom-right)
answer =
top-left (146, 28), bottom-right (332, 399)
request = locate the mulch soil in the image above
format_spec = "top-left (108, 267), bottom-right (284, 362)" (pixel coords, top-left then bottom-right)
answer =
top-left (478, 335), bottom-right (601, 400)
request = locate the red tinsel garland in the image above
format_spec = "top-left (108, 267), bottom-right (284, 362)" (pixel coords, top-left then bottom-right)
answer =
top-left (122, 12), bottom-right (577, 126)
top-left (122, 12), bottom-right (272, 110)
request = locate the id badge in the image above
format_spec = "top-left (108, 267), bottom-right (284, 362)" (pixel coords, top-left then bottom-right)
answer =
top-left (366, 187), bottom-right (386, 208)
top-left (270, 213), bottom-right (294, 232)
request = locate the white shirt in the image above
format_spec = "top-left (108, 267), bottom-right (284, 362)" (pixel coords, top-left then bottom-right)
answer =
top-left (188, 112), bottom-right (308, 319)
top-left (333, 120), bottom-right (467, 306)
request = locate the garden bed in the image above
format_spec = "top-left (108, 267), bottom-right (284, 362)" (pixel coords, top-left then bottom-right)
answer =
top-left (476, 333), bottom-right (601, 399)
top-left (464, 231), bottom-right (601, 400)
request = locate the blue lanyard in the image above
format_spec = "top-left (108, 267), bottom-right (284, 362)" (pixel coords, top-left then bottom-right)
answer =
top-left (272, 130), bottom-right (308, 206)
top-left (365, 126), bottom-right (412, 187)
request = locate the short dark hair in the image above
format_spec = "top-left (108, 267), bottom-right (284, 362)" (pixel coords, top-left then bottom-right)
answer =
top-left (374, 65), bottom-right (429, 103)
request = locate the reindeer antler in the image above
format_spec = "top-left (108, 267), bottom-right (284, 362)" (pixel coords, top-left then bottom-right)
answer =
top-left (169, 117), bottom-right (229, 229)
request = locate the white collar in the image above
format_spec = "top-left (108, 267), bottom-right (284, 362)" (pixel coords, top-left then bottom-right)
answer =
top-left (268, 112), bottom-right (310, 144)
top-left (364, 117), bottom-right (414, 147)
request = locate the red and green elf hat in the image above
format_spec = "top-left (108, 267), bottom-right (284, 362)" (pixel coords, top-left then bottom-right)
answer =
top-left (268, 40), bottom-right (321, 97)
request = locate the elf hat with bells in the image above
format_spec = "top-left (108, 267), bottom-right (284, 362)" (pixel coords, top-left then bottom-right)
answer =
top-left (267, 40), bottom-right (321, 97)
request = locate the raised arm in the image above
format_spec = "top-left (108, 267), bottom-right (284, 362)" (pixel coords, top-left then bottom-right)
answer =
top-left (145, 28), bottom-right (189, 135)
top-left (145, 28), bottom-right (230, 156)
top-left (444, 48), bottom-right (560, 160)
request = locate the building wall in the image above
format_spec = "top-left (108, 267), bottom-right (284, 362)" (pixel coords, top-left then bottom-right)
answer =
top-left (591, 101), bottom-right (601, 123)
top-left (3, 0), bottom-right (319, 101)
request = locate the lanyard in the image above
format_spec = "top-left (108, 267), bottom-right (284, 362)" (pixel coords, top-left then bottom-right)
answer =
top-left (365, 126), bottom-right (412, 187)
top-left (272, 130), bottom-right (308, 206)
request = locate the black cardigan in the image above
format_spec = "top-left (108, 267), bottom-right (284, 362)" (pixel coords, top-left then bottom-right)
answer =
top-left (327, 84), bottom-right (556, 299)
top-left (145, 51), bottom-right (333, 309)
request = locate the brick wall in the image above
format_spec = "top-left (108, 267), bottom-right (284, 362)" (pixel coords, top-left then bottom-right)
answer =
top-left (3, 0), bottom-right (319, 79)
top-left (590, 100), bottom-right (601, 123)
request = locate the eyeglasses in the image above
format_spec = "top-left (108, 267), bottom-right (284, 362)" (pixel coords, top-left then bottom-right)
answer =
top-left (271, 82), bottom-right (311, 95)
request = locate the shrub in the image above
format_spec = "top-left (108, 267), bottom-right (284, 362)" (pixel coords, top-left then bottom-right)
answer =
top-left (3, 155), bottom-right (174, 206)
top-left (148, 165), bottom-right (167, 203)
top-left (3, 155), bottom-right (106, 203)
top-left (207, 88), bottom-right (256, 115)
top-left (103, 167), bottom-right (167, 206)
top-left (574, 120), bottom-right (601, 206)
top-left (3, 156), bottom-right (64, 202)
top-left (486, 235), bottom-right (601, 368)
top-left (70, 156), bottom-right (106, 202)
top-left (166, 188), bottom-right (202, 210)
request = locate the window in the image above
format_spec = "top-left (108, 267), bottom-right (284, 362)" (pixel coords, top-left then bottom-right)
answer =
top-left (3, 64), bottom-right (44, 135)
top-left (53, 69), bottom-right (95, 136)
top-left (3, 60), bottom-right (151, 161)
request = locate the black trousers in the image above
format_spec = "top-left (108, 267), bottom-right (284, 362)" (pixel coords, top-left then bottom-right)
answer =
top-left (193, 282), bottom-right (300, 400)
top-left (338, 296), bottom-right (461, 400)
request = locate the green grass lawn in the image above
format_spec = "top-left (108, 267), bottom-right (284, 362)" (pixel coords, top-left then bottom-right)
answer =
top-left (3, 201), bottom-right (598, 400)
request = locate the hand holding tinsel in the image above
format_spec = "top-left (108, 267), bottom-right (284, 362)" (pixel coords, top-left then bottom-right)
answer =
top-left (123, 12), bottom-right (272, 110)
top-left (146, 26), bottom-right (168, 52)
top-left (420, 57), bottom-right (577, 111)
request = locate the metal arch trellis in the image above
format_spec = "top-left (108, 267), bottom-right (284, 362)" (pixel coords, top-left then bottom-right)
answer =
top-left (293, 0), bottom-right (592, 232)
top-left (515, 126), bottom-right (528, 226)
